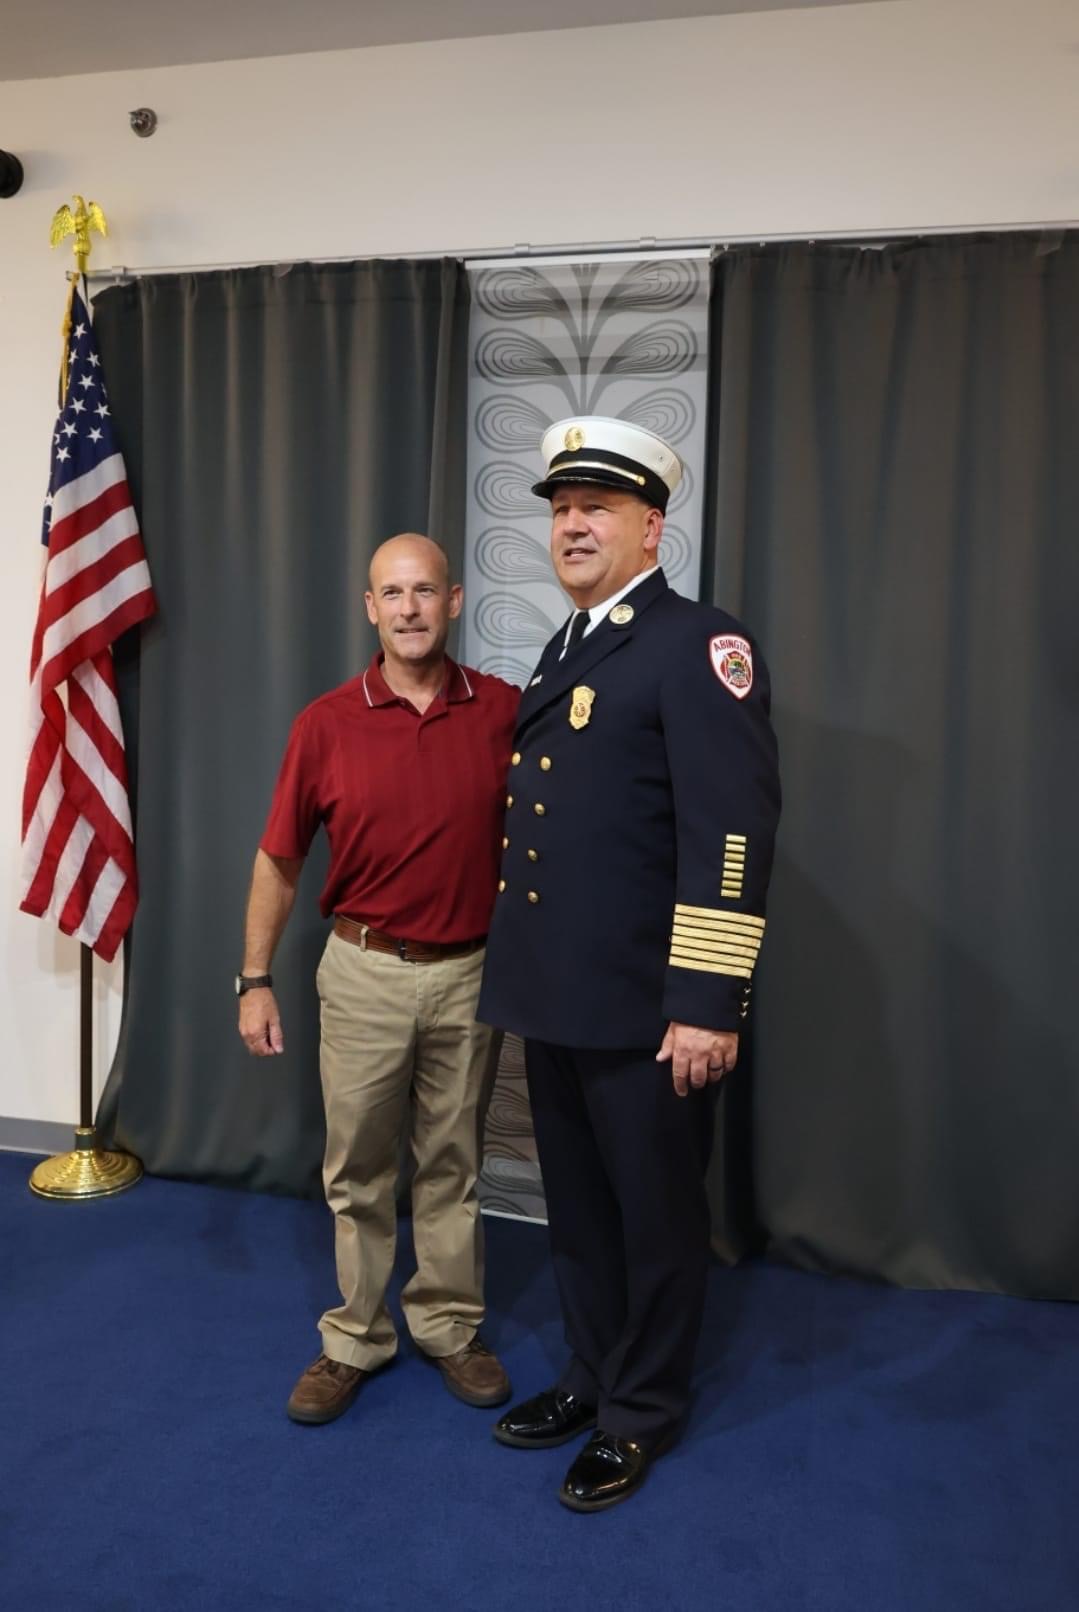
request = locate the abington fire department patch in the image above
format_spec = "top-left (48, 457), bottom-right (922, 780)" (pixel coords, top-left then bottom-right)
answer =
top-left (709, 634), bottom-right (754, 699)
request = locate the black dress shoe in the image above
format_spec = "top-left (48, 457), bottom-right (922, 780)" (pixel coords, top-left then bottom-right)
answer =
top-left (559, 1430), bottom-right (651, 1512)
top-left (493, 1387), bottom-right (597, 1449)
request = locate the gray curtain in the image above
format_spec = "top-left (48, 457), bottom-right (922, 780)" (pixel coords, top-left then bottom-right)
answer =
top-left (93, 259), bottom-right (471, 1195)
top-left (705, 234), bottom-right (1079, 1297)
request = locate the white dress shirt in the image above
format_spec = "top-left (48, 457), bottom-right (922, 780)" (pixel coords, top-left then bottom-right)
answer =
top-left (558, 567), bottom-right (657, 660)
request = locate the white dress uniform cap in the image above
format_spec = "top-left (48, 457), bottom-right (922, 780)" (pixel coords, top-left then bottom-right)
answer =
top-left (532, 415), bottom-right (684, 512)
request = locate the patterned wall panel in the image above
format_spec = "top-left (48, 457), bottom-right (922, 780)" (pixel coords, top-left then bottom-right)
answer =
top-left (465, 254), bottom-right (709, 1221)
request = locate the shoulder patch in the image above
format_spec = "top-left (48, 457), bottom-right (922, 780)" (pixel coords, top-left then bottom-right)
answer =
top-left (709, 634), bottom-right (753, 699)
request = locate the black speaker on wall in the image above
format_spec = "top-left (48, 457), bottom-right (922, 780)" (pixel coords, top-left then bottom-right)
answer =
top-left (0, 152), bottom-right (25, 198)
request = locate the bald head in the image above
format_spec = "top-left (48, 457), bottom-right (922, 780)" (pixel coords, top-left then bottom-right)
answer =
top-left (365, 532), bottom-right (462, 674)
top-left (368, 533), bottom-right (451, 592)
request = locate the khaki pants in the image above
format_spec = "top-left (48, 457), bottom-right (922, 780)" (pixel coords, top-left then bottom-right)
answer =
top-left (315, 931), bottom-right (501, 1370)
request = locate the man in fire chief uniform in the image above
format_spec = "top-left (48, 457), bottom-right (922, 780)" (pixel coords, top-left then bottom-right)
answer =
top-left (479, 416), bottom-right (781, 1513)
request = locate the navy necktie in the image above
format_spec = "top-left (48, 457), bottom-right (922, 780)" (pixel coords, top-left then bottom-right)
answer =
top-left (565, 610), bottom-right (589, 653)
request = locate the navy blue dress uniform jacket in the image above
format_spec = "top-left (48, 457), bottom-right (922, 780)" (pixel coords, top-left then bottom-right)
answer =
top-left (478, 568), bottom-right (781, 1049)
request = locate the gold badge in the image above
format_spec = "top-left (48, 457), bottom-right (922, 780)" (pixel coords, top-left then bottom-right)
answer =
top-left (564, 426), bottom-right (586, 452)
top-left (609, 603), bottom-right (634, 626)
top-left (569, 686), bottom-right (595, 730)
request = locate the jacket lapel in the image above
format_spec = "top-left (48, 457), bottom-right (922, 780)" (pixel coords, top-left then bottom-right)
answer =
top-left (516, 569), bottom-right (669, 731)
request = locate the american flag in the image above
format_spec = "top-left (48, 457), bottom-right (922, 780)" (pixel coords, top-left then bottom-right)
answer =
top-left (20, 277), bottom-right (156, 962)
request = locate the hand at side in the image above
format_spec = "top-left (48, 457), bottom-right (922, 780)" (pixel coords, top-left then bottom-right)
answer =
top-left (656, 1022), bottom-right (739, 1096)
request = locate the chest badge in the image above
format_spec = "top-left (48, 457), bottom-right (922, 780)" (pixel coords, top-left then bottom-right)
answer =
top-left (609, 603), bottom-right (634, 626)
top-left (569, 686), bottom-right (596, 730)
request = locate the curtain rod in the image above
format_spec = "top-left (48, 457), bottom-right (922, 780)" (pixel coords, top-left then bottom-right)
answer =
top-left (83, 216), bottom-right (1078, 281)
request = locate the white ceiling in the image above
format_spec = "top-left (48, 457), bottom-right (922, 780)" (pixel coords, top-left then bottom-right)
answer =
top-left (3, 0), bottom-right (885, 81)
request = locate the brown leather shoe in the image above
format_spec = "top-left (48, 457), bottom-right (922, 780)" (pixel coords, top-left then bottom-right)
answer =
top-left (432, 1335), bottom-right (512, 1408)
top-left (286, 1354), bottom-right (369, 1424)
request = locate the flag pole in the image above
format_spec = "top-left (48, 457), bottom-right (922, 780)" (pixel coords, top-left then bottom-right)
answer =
top-left (29, 200), bottom-right (143, 1201)
top-left (30, 945), bottom-right (143, 1199)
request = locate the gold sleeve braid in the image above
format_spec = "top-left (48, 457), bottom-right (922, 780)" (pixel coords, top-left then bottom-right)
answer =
top-left (720, 833), bottom-right (745, 900)
top-left (668, 904), bottom-right (766, 980)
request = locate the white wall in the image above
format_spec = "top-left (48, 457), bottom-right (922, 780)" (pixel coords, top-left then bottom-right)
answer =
top-left (1, 0), bottom-right (1076, 1128)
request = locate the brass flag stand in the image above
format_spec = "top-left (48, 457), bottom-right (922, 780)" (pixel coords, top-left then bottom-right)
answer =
top-left (29, 946), bottom-right (142, 1199)
top-left (29, 197), bottom-right (143, 1201)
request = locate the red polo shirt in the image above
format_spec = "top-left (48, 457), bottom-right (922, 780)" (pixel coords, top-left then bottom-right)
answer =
top-left (261, 654), bottom-right (519, 942)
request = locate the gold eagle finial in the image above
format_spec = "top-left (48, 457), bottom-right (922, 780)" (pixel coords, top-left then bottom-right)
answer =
top-left (50, 194), bottom-right (108, 273)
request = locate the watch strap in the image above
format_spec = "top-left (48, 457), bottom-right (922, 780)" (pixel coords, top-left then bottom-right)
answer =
top-left (236, 973), bottom-right (273, 995)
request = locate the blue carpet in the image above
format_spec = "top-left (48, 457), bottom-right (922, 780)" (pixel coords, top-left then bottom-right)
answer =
top-left (1, 1150), bottom-right (1077, 1612)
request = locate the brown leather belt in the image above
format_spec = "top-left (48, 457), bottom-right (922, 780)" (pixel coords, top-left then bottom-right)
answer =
top-left (333, 915), bottom-right (485, 963)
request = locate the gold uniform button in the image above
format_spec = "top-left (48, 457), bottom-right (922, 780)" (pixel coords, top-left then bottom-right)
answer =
top-left (534, 803), bottom-right (546, 816)
top-left (511, 752), bottom-right (521, 766)
top-left (540, 757), bottom-right (552, 771)
top-left (498, 879), bottom-right (506, 893)
top-left (506, 795), bottom-right (514, 808)
top-left (502, 836), bottom-right (509, 849)
top-left (527, 891), bottom-right (540, 904)
top-left (527, 849), bottom-right (539, 862)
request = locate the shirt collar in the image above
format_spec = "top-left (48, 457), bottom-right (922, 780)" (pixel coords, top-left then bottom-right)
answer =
top-left (361, 653), bottom-right (474, 709)
top-left (585, 566), bottom-right (656, 626)
top-left (561, 566), bottom-right (660, 650)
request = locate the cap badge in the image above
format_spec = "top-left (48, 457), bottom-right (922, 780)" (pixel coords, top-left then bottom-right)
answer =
top-left (564, 426), bottom-right (586, 452)
top-left (569, 685), bottom-right (595, 730)
top-left (709, 634), bottom-right (754, 700)
top-left (609, 603), bottom-right (634, 626)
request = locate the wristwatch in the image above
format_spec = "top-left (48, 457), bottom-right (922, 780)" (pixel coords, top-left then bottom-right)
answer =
top-left (235, 973), bottom-right (273, 996)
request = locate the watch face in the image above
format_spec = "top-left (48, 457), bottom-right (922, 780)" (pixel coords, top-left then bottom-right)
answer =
top-left (234, 975), bottom-right (243, 995)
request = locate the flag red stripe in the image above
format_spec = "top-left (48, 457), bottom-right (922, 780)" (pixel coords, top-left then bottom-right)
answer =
top-left (89, 878), bottom-right (137, 964)
top-left (22, 707), bottom-right (63, 836)
top-left (58, 836), bottom-right (110, 934)
top-left (46, 478), bottom-right (134, 556)
top-left (38, 590), bottom-right (156, 697)
top-left (59, 748), bottom-right (135, 870)
top-left (21, 795), bottom-right (80, 917)
top-left (67, 674), bottom-right (131, 798)
top-left (40, 534), bottom-right (147, 630)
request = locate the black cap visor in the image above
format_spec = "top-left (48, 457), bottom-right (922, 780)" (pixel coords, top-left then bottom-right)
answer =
top-left (531, 449), bottom-right (669, 512)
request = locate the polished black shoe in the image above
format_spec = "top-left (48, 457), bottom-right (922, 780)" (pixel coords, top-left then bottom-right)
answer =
top-left (493, 1387), bottom-right (597, 1449)
top-left (559, 1430), bottom-right (651, 1512)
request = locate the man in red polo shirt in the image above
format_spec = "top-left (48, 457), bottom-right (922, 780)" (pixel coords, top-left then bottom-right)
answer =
top-left (237, 533), bottom-right (519, 1426)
